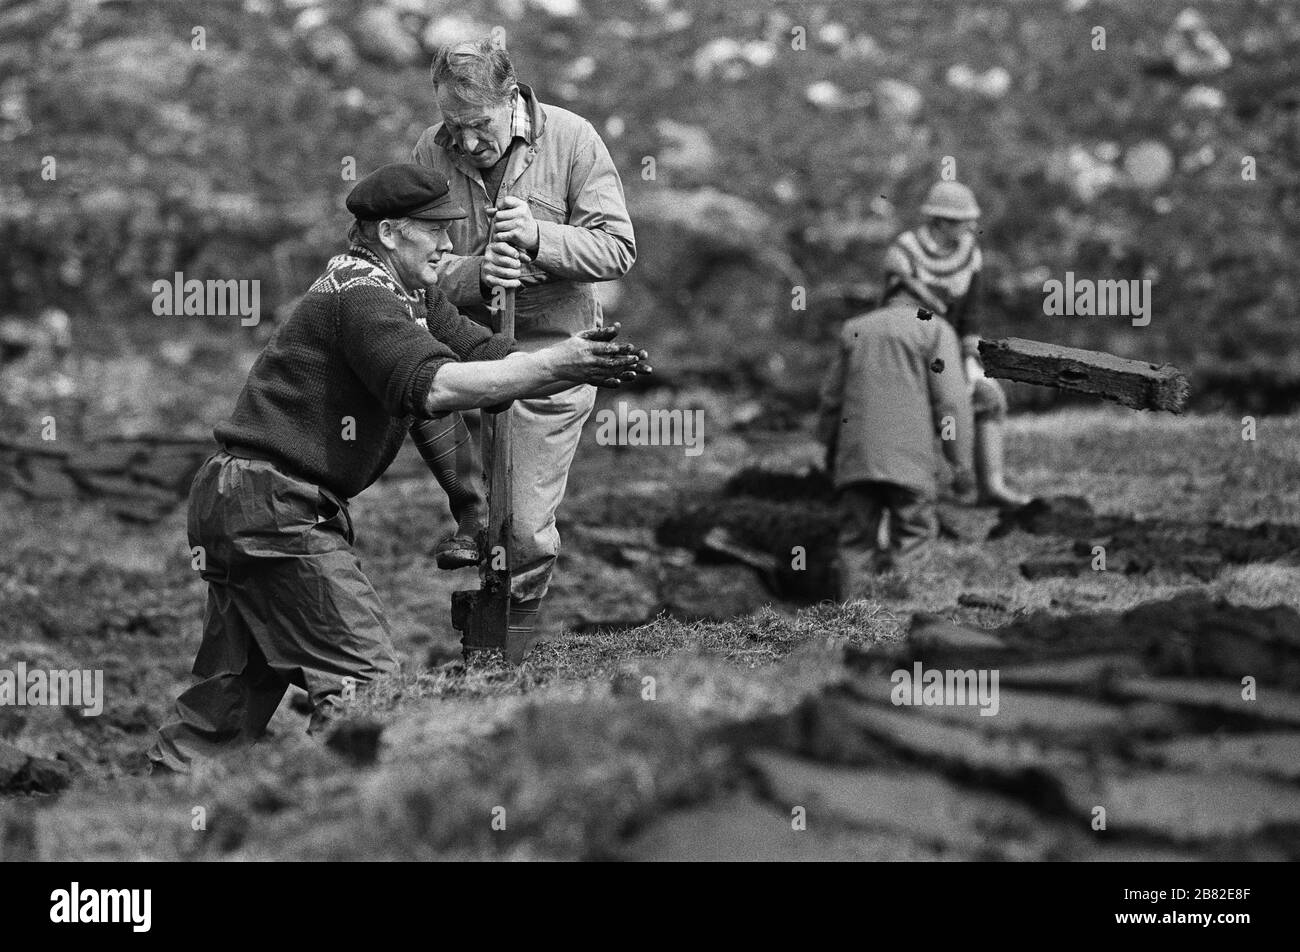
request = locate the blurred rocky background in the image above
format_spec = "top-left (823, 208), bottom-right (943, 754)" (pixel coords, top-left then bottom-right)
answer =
top-left (1, 0), bottom-right (1298, 443)
top-left (5, 1), bottom-right (1300, 861)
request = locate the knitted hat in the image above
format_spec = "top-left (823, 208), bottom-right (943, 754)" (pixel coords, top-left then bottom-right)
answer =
top-left (920, 181), bottom-right (981, 221)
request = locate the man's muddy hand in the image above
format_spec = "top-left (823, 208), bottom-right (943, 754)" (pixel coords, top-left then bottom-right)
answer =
top-left (546, 323), bottom-right (652, 388)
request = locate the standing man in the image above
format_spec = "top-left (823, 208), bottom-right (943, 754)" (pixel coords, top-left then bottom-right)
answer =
top-left (883, 181), bottom-right (1030, 508)
top-left (412, 38), bottom-right (636, 643)
top-left (818, 280), bottom-right (973, 596)
top-left (147, 164), bottom-right (647, 773)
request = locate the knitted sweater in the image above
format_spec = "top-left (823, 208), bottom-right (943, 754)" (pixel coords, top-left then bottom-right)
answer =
top-left (214, 245), bottom-right (514, 499)
top-left (883, 227), bottom-right (983, 349)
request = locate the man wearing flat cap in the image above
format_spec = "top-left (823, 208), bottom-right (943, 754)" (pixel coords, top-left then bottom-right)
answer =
top-left (147, 164), bottom-right (648, 773)
top-left (411, 37), bottom-right (636, 645)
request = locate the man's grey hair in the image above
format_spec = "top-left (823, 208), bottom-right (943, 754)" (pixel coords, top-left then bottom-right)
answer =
top-left (348, 217), bottom-right (421, 248)
top-left (429, 37), bottom-right (517, 106)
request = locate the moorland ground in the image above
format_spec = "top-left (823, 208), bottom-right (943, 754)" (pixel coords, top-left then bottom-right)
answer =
top-left (2, 403), bottom-right (1296, 860)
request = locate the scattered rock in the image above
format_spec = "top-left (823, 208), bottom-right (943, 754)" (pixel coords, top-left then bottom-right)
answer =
top-left (529, 0), bottom-right (582, 18)
top-left (692, 38), bottom-right (776, 81)
top-left (804, 81), bottom-right (873, 111)
top-left (421, 15), bottom-right (492, 51)
top-left (654, 120), bottom-right (718, 180)
top-left (354, 8), bottom-right (421, 65)
top-left (1047, 145), bottom-right (1119, 202)
top-left (626, 187), bottom-right (800, 301)
top-left (875, 78), bottom-right (924, 120)
top-left (1163, 9), bottom-right (1231, 78)
top-left (300, 25), bottom-right (358, 75)
top-left (945, 63), bottom-right (1011, 98)
top-left (1182, 84), bottom-right (1226, 110)
top-left (1124, 140), bottom-right (1176, 189)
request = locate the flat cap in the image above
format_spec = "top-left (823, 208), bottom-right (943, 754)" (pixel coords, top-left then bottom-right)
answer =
top-left (346, 163), bottom-right (467, 222)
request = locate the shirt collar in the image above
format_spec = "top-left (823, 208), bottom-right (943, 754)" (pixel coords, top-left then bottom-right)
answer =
top-left (510, 87), bottom-right (532, 145)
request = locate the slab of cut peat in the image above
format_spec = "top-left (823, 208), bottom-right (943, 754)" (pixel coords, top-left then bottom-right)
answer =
top-left (978, 337), bottom-right (1190, 412)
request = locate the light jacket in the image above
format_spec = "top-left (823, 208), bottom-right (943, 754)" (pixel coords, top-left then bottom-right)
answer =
top-left (411, 84), bottom-right (636, 349)
top-left (818, 294), bottom-right (973, 493)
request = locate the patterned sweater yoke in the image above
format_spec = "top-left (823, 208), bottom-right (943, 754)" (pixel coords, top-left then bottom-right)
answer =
top-left (213, 245), bottom-right (514, 500)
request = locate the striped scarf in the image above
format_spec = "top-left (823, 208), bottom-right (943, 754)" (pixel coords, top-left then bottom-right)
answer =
top-left (888, 226), bottom-right (982, 308)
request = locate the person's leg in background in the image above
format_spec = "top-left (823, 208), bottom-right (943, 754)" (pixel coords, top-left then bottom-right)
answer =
top-left (885, 482), bottom-right (938, 575)
top-left (972, 377), bottom-right (1031, 508)
top-left (480, 383), bottom-right (597, 646)
top-left (836, 481), bottom-right (887, 600)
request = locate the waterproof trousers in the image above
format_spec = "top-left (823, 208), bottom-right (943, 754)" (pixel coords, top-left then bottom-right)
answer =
top-left (148, 451), bottom-right (399, 772)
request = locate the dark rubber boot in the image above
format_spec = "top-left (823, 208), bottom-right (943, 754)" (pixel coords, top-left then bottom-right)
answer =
top-left (411, 413), bottom-right (486, 568)
top-left (506, 596), bottom-right (544, 663)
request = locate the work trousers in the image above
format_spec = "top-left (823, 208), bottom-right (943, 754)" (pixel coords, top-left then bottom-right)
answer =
top-left (477, 383), bottom-right (596, 602)
top-left (148, 452), bottom-right (398, 772)
top-left (836, 479), bottom-right (937, 598)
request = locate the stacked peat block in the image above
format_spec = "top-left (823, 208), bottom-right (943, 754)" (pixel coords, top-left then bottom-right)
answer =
top-left (0, 741), bottom-right (74, 797)
top-left (0, 436), bottom-right (213, 523)
top-left (999, 496), bottom-right (1300, 579)
top-left (655, 467), bottom-right (840, 601)
top-left (721, 591), bottom-right (1300, 860)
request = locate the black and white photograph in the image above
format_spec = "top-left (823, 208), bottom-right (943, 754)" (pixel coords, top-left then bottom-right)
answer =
top-left (0, 0), bottom-right (1294, 911)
